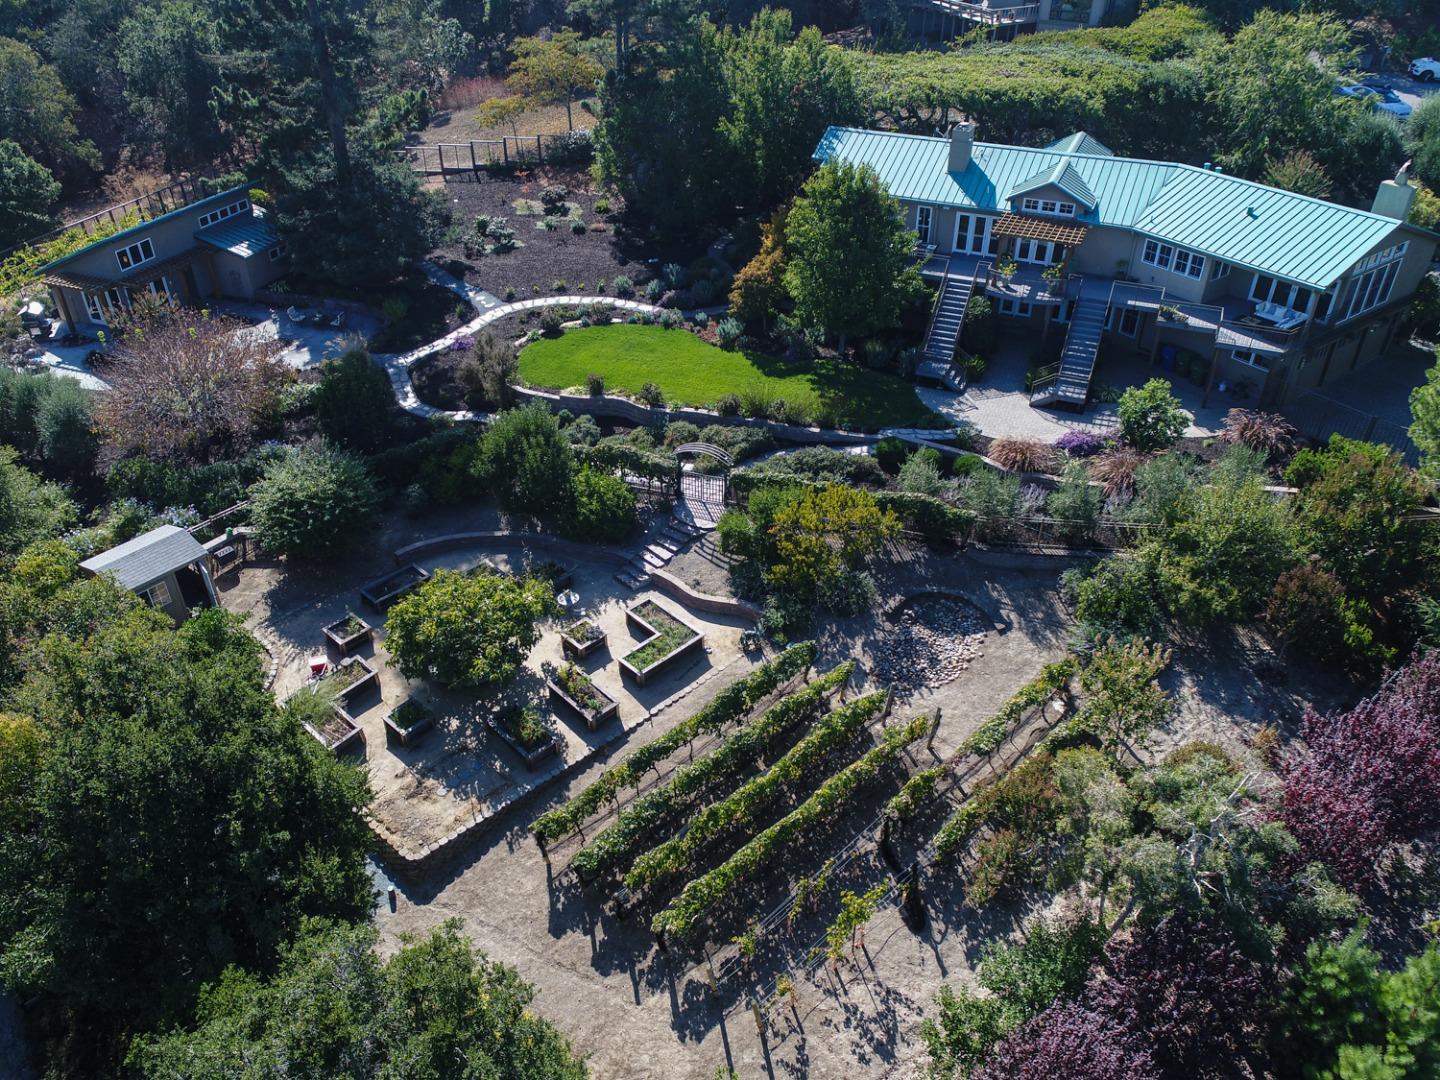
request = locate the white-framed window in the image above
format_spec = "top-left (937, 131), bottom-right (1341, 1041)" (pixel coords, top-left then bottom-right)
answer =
top-left (1021, 197), bottom-right (1077, 217)
top-left (1212, 260), bottom-right (1231, 281)
top-left (1351, 240), bottom-right (1407, 274)
top-left (998, 298), bottom-right (1032, 317)
top-left (915, 205), bottom-right (932, 245)
top-left (268, 244), bottom-right (287, 263)
top-left (114, 238), bottom-right (155, 272)
top-left (1118, 308), bottom-right (1140, 337)
top-left (1015, 239), bottom-right (1063, 266)
top-left (1230, 348), bottom-right (1270, 372)
top-left (1142, 239), bottom-right (1172, 270)
top-left (1172, 249), bottom-right (1206, 280)
top-left (1249, 274), bottom-right (1312, 313)
top-left (142, 580), bottom-right (173, 609)
top-left (1338, 259), bottom-right (1401, 322)
top-left (197, 198), bottom-right (250, 228)
top-left (84, 292), bottom-right (105, 322)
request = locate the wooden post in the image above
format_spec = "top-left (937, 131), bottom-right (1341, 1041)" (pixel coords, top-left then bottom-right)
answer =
top-left (927, 707), bottom-right (942, 751)
top-left (503, 137), bottom-right (509, 166)
top-left (470, 141), bottom-right (477, 170)
top-left (537, 134), bottom-right (544, 163)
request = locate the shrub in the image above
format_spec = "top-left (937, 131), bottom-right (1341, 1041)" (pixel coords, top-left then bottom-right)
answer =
top-left (874, 436), bottom-right (908, 474)
top-left (476, 402), bottom-right (573, 513)
top-left (585, 372), bottom-right (605, 397)
top-left (1088, 447), bottom-right (1147, 498)
top-left (637, 382), bottom-right (665, 407)
top-left (487, 218), bottom-right (517, 252)
top-left (769, 398), bottom-right (810, 426)
top-left (954, 470), bottom-right (1022, 540)
top-left (1117, 378), bottom-right (1187, 451)
top-left (313, 347), bottom-right (394, 451)
top-left (457, 333), bottom-right (517, 412)
top-left (1046, 462), bottom-right (1102, 541)
top-left (565, 413), bottom-right (602, 446)
top-left (1054, 429), bottom-right (1107, 458)
top-left (1066, 553), bottom-right (1165, 643)
top-left (611, 275), bottom-right (635, 297)
top-left (963, 353), bottom-right (987, 382)
top-left (539, 308), bottom-right (564, 335)
top-left (563, 466), bottom-right (636, 543)
top-left (898, 449), bottom-right (946, 497)
top-left (539, 185), bottom-right (569, 213)
top-left (250, 443), bottom-right (378, 560)
top-left (1219, 408), bottom-right (1295, 459)
top-left (963, 295), bottom-right (996, 353)
top-left (715, 392), bottom-right (741, 416)
top-left (644, 277), bottom-right (665, 302)
top-left (989, 438), bottom-right (1056, 474)
top-left (690, 278), bottom-right (716, 306)
top-left (659, 309), bottom-right (684, 329)
top-left (716, 317), bottom-right (744, 349)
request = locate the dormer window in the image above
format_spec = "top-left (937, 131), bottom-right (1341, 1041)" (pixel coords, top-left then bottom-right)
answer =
top-left (115, 238), bottom-right (155, 272)
top-left (1021, 198), bottom-right (1076, 217)
top-left (197, 198), bottom-right (250, 228)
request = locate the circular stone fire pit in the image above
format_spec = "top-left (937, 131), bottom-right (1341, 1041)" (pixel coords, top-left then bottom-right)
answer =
top-left (873, 594), bottom-right (991, 691)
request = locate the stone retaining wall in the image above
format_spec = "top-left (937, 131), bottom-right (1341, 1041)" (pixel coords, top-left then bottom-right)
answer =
top-left (649, 569), bottom-right (762, 622)
top-left (393, 531), bottom-right (629, 569)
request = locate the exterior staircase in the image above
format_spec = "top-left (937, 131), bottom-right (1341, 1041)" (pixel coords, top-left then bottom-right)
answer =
top-left (1031, 290), bottom-right (1105, 408)
top-left (615, 514), bottom-right (709, 591)
top-left (916, 262), bottom-right (974, 391)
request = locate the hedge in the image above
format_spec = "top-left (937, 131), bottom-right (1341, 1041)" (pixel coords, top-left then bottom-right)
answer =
top-left (652, 708), bottom-right (928, 940)
top-left (531, 642), bottom-right (819, 845)
top-left (576, 441), bottom-right (679, 491)
top-left (568, 660), bottom-right (852, 880)
top-left (728, 470), bottom-right (975, 543)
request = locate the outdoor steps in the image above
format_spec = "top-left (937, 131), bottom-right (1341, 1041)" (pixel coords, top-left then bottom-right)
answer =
top-left (613, 514), bottom-right (710, 591)
top-left (920, 271), bottom-right (974, 392)
top-left (1032, 295), bottom-right (1106, 408)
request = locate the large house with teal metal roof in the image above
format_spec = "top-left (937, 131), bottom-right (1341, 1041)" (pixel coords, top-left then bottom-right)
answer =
top-left (814, 124), bottom-right (1438, 410)
top-left (38, 184), bottom-right (287, 332)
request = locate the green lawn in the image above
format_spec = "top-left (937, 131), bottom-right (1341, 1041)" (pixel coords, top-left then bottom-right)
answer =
top-left (517, 325), bottom-right (936, 432)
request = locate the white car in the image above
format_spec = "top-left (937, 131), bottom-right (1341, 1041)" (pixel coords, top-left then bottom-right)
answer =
top-left (1336, 82), bottom-right (1413, 118)
top-left (1411, 57), bottom-right (1440, 82)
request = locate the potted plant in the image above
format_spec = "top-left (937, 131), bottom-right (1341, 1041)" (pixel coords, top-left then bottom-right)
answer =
top-left (323, 611), bottom-right (373, 655)
top-left (994, 258), bottom-right (1019, 283)
top-left (383, 698), bottom-right (434, 747)
top-left (560, 618), bottom-right (607, 660)
top-left (1159, 304), bottom-right (1189, 324)
top-left (1041, 264), bottom-right (1064, 292)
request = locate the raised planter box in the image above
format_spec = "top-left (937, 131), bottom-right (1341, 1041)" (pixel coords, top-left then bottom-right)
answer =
top-left (292, 696), bottom-right (366, 757)
top-left (323, 611), bottom-right (373, 655)
top-left (486, 707), bottom-right (563, 768)
top-left (360, 563), bottom-right (430, 613)
top-left (547, 665), bottom-right (619, 731)
top-left (560, 619), bottom-right (607, 661)
top-left (618, 599), bottom-right (704, 687)
top-left (329, 655), bottom-right (380, 705)
top-left (383, 698), bottom-right (434, 747)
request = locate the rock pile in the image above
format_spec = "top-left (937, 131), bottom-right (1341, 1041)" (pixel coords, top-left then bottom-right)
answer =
top-left (874, 597), bottom-right (988, 691)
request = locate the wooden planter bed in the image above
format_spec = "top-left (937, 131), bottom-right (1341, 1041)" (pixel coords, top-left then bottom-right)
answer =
top-left (323, 611), bottom-right (374, 655)
top-left (329, 655), bottom-right (380, 705)
top-left (487, 706), bottom-right (563, 768)
top-left (560, 619), bottom-right (607, 661)
top-left (360, 564), bottom-right (430, 613)
top-left (619, 600), bottom-right (704, 687)
top-left (547, 664), bottom-right (619, 730)
top-left (292, 696), bottom-right (365, 757)
top-left (383, 698), bottom-right (434, 747)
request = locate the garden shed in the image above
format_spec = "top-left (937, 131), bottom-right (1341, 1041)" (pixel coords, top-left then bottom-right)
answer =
top-left (80, 524), bottom-right (218, 626)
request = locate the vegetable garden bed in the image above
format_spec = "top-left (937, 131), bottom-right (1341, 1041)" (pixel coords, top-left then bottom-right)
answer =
top-left (487, 706), bottom-right (563, 768)
top-left (619, 600), bottom-right (703, 687)
top-left (323, 611), bottom-right (373, 655)
top-left (327, 656), bottom-right (380, 705)
top-left (547, 663), bottom-right (619, 730)
top-left (383, 698), bottom-right (434, 747)
top-left (360, 564), bottom-right (431, 613)
top-left (560, 619), bottom-right (607, 661)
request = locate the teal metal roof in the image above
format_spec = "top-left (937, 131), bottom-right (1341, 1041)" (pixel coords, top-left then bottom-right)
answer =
top-left (40, 185), bottom-right (255, 273)
top-left (196, 211), bottom-right (278, 257)
top-left (1045, 131), bottom-right (1113, 157)
top-left (813, 127), bottom-right (1412, 289)
top-left (1006, 161), bottom-right (1097, 209)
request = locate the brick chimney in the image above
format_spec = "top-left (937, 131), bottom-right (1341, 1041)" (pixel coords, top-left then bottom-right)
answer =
top-left (1372, 161), bottom-right (1417, 221)
top-left (949, 122), bottom-right (975, 174)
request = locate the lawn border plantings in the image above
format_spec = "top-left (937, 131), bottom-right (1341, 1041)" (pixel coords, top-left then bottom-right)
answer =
top-left (652, 709), bottom-right (929, 942)
top-left (569, 661), bottom-right (855, 882)
top-left (531, 642), bottom-right (817, 846)
top-left (619, 599), bottom-right (704, 686)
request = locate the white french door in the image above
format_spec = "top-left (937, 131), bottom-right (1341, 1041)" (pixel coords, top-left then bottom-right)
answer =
top-left (953, 213), bottom-right (996, 256)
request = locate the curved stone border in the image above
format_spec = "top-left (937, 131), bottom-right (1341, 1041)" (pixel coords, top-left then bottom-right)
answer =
top-left (649, 569), bottom-right (762, 622)
top-left (393, 530), bottom-right (629, 569)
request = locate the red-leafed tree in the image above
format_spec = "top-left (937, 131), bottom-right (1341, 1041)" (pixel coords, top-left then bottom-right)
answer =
top-left (1088, 914), bottom-right (1275, 1079)
top-left (1280, 651), bottom-right (1440, 886)
top-left (973, 1002), bottom-right (1157, 1080)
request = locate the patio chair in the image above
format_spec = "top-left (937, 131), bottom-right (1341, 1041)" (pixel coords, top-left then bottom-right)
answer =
top-left (328, 311), bottom-right (346, 329)
top-left (286, 305), bottom-right (307, 324)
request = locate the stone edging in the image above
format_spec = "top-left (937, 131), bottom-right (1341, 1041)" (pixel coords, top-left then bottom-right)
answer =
top-left (648, 569), bottom-right (762, 622)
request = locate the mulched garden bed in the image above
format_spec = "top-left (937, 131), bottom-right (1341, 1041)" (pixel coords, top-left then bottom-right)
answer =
top-left (429, 166), bottom-right (659, 302)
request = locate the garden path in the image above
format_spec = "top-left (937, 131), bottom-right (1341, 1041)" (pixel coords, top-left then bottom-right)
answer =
top-left (375, 262), bottom-right (666, 421)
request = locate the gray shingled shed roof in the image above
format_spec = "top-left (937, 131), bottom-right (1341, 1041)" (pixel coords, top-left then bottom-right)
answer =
top-left (79, 525), bottom-right (207, 591)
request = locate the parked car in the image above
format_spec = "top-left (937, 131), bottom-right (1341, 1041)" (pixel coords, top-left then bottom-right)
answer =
top-left (1335, 82), bottom-right (1413, 118)
top-left (1410, 56), bottom-right (1440, 82)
